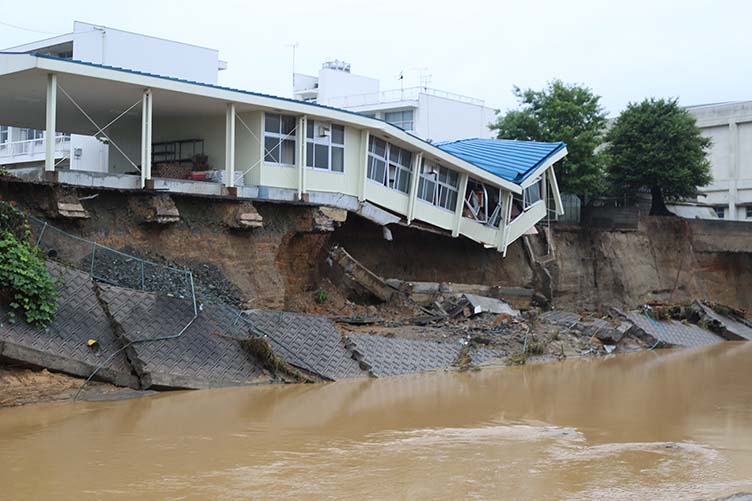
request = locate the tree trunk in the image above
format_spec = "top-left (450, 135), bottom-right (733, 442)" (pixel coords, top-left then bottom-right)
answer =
top-left (650, 186), bottom-right (672, 216)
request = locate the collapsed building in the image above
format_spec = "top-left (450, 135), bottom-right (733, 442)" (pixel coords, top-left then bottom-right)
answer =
top-left (0, 24), bottom-right (566, 255)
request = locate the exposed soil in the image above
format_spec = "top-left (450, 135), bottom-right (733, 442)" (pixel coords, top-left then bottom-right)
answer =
top-left (0, 364), bottom-right (144, 407)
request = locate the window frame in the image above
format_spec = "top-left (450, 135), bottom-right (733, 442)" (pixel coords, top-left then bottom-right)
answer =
top-left (384, 110), bottom-right (414, 131)
top-left (367, 137), bottom-right (413, 194)
top-left (746, 206), bottom-right (752, 219)
top-left (263, 113), bottom-right (297, 167)
top-left (305, 120), bottom-right (345, 173)
top-left (715, 206), bottom-right (725, 219)
top-left (417, 159), bottom-right (459, 212)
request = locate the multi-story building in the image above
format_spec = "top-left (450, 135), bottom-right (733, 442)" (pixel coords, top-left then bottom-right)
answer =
top-left (688, 101), bottom-right (752, 220)
top-left (0, 21), bottom-right (227, 171)
top-left (293, 61), bottom-right (497, 143)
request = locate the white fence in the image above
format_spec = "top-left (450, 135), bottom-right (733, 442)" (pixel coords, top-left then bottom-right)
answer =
top-left (322, 87), bottom-right (486, 109)
top-left (0, 135), bottom-right (71, 160)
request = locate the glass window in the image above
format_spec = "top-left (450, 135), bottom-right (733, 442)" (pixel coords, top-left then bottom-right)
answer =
top-left (385, 110), bottom-right (414, 131)
top-left (746, 206), bottom-right (752, 219)
top-left (264, 113), bottom-right (297, 165)
top-left (305, 121), bottom-right (345, 172)
top-left (523, 177), bottom-right (543, 207)
top-left (715, 206), bottom-right (725, 219)
top-left (0, 126), bottom-right (8, 145)
top-left (418, 159), bottom-right (459, 210)
top-left (367, 137), bottom-right (413, 194)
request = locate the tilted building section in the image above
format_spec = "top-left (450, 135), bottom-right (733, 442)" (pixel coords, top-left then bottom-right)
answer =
top-left (0, 51), bottom-right (566, 254)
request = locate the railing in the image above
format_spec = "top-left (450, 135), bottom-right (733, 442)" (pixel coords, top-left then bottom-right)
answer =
top-left (321, 86), bottom-right (485, 109)
top-left (0, 135), bottom-right (71, 159)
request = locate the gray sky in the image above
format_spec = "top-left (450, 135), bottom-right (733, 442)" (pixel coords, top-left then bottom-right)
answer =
top-left (1, 0), bottom-right (749, 116)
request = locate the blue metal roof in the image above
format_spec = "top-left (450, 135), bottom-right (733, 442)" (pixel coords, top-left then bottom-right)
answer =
top-left (436, 138), bottom-right (566, 183)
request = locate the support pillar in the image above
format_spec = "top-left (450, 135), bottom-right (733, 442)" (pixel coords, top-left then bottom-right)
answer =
top-left (497, 191), bottom-right (513, 255)
top-left (44, 73), bottom-right (57, 173)
top-left (140, 89), bottom-right (152, 189)
top-left (452, 172), bottom-right (469, 237)
top-left (358, 130), bottom-right (369, 202)
top-left (729, 121), bottom-right (738, 220)
top-left (406, 153), bottom-right (422, 224)
top-left (297, 115), bottom-right (307, 199)
top-left (225, 103), bottom-right (236, 190)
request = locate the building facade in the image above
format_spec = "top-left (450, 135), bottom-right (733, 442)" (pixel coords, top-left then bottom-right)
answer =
top-left (293, 62), bottom-right (497, 143)
top-left (688, 101), bottom-right (752, 220)
top-left (0, 21), bottom-right (226, 171)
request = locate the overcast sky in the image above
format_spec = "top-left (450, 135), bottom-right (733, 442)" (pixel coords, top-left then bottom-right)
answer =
top-left (1, 0), bottom-right (749, 116)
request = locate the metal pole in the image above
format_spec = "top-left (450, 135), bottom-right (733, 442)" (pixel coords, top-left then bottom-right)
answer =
top-left (89, 242), bottom-right (96, 277)
top-left (45, 73), bottom-right (57, 172)
top-left (140, 260), bottom-right (145, 290)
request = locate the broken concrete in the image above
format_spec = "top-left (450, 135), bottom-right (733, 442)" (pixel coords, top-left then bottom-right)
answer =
top-left (328, 246), bottom-right (394, 302)
top-left (694, 301), bottom-right (752, 341)
top-left (97, 284), bottom-right (271, 390)
top-left (242, 309), bottom-right (366, 380)
top-left (0, 262), bottom-right (138, 388)
top-left (128, 193), bottom-right (180, 224)
top-left (463, 294), bottom-right (520, 317)
top-left (623, 311), bottom-right (725, 348)
top-left (313, 206), bottom-right (348, 232)
top-left (225, 202), bottom-right (263, 230)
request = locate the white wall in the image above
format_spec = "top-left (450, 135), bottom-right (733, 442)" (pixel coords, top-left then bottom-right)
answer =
top-left (69, 134), bottom-right (108, 172)
top-left (415, 94), bottom-right (496, 142)
top-left (690, 101), bottom-right (752, 220)
top-left (72, 22), bottom-right (221, 84)
top-left (316, 69), bottom-right (379, 101)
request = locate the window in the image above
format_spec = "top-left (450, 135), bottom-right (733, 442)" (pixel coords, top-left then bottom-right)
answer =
top-left (385, 110), bottom-right (414, 131)
top-left (417, 159), bottom-right (459, 211)
top-left (0, 127), bottom-right (8, 147)
top-left (523, 177), bottom-right (543, 207)
top-left (715, 206), bottom-right (725, 219)
top-left (305, 121), bottom-right (344, 172)
top-left (264, 113), bottom-right (296, 165)
top-left (367, 137), bottom-right (413, 194)
top-left (747, 206), bottom-right (752, 219)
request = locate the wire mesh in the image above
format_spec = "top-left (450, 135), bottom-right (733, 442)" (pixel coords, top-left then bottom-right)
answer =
top-left (28, 215), bottom-right (194, 305)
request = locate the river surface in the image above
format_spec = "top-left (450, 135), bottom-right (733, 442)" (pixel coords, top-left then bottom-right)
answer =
top-left (1, 343), bottom-right (752, 500)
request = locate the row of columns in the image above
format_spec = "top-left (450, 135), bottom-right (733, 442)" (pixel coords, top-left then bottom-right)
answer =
top-left (43, 72), bottom-right (239, 193)
top-left (40, 72), bottom-right (523, 250)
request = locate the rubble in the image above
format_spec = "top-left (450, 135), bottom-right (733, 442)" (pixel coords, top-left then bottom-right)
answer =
top-left (225, 202), bottom-right (263, 229)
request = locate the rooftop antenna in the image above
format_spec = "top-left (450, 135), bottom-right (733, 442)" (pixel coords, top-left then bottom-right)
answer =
top-left (286, 42), bottom-right (299, 88)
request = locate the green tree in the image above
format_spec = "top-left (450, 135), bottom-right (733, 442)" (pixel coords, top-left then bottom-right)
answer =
top-left (605, 98), bottom-right (711, 215)
top-left (491, 80), bottom-right (607, 197)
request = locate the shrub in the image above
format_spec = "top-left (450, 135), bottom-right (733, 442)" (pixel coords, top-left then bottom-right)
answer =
top-left (0, 202), bottom-right (58, 327)
top-left (313, 288), bottom-right (328, 304)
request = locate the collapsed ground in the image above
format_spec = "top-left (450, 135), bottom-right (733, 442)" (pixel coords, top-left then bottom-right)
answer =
top-left (1, 178), bottom-right (751, 406)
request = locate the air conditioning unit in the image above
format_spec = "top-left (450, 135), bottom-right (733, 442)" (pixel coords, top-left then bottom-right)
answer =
top-left (318, 125), bottom-right (330, 137)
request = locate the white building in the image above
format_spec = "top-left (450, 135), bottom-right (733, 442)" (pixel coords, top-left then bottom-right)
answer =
top-left (0, 21), bottom-right (227, 172)
top-left (688, 101), bottom-right (752, 220)
top-left (293, 61), bottom-right (497, 143)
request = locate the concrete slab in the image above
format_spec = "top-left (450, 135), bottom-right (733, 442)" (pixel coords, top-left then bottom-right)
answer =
top-left (243, 309), bottom-right (366, 380)
top-left (0, 262), bottom-right (138, 388)
top-left (347, 333), bottom-right (464, 377)
top-left (98, 285), bottom-right (271, 389)
top-left (625, 311), bottom-right (725, 348)
top-left (695, 302), bottom-right (752, 341)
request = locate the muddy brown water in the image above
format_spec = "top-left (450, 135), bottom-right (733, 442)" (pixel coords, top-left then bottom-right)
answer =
top-left (1, 343), bottom-right (752, 500)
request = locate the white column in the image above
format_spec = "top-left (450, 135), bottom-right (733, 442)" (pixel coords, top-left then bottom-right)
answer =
top-left (729, 121), bottom-right (738, 220)
top-left (297, 115), bottom-right (307, 198)
top-left (225, 103), bottom-right (236, 188)
top-left (358, 130), bottom-right (369, 202)
top-left (452, 173), bottom-right (469, 237)
top-left (140, 89), bottom-right (152, 188)
top-left (497, 191), bottom-right (514, 255)
top-left (406, 153), bottom-right (422, 224)
top-left (44, 73), bottom-right (57, 172)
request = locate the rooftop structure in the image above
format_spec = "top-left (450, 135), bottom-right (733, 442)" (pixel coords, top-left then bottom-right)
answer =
top-left (0, 42), bottom-right (565, 255)
top-left (293, 61), bottom-right (497, 143)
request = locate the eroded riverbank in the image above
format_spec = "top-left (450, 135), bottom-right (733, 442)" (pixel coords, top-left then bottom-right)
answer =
top-left (1, 342), bottom-right (751, 499)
